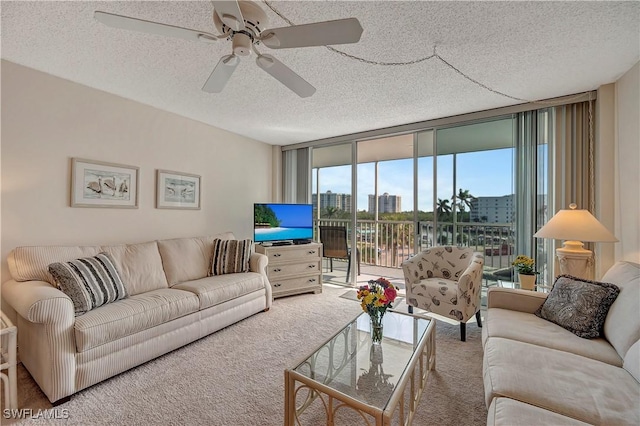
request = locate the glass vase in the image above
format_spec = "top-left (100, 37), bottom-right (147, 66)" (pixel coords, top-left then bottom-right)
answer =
top-left (370, 316), bottom-right (384, 344)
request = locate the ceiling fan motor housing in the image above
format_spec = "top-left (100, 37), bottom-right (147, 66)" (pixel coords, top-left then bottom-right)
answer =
top-left (213, 0), bottom-right (268, 56)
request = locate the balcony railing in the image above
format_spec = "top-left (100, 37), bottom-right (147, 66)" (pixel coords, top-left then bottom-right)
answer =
top-left (315, 219), bottom-right (514, 269)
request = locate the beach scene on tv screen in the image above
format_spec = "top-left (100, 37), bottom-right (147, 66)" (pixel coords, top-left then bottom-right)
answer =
top-left (255, 204), bottom-right (312, 242)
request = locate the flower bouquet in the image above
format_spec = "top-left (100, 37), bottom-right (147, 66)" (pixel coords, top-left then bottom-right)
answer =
top-left (356, 278), bottom-right (399, 344)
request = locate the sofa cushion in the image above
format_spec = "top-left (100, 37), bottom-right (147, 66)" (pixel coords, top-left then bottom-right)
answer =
top-left (172, 272), bottom-right (265, 310)
top-left (483, 337), bottom-right (640, 425)
top-left (48, 252), bottom-right (128, 316)
top-left (602, 261), bottom-right (640, 359)
top-left (103, 241), bottom-right (168, 295)
top-left (8, 245), bottom-right (102, 283)
top-left (535, 274), bottom-right (620, 338)
top-left (483, 307), bottom-right (623, 366)
top-left (74, 288), bottom-right (199, 352)
top-left (487, 397), bottom-right (590, 426)
top-left (157, 232), bottom-right (236, 286)
top-left (211, 239), bottom-right (253, 275)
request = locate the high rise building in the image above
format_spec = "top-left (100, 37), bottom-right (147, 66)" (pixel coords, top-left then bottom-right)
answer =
top-left (470, 195), bottom-right (514, 223)
top-left (312, 190), bottom-right (352, 212)
top-left (470, 194), bottom-right (547, 223)
top-left (368, 192), bottom-right (402, 214)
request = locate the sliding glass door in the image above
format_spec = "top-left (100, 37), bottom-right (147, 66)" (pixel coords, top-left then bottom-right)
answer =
top-left (307, 107), bottom-right (558, 288)
top-left (312, 143), bottom-right (353, 282)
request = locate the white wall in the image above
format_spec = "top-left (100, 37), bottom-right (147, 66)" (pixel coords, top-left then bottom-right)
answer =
top-left (615, 61), bottom-right (640, 263)
top-left (1, 60), bottom-right (273, 285)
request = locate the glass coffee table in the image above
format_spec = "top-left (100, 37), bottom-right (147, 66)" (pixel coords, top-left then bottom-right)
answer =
top-left (284, 311), bottom-right (435, 425)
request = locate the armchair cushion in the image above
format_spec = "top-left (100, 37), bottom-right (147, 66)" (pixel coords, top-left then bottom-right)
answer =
top-left (407, 278), bottom-right (459, 312)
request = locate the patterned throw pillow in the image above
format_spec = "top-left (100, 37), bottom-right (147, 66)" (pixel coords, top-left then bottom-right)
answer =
top-left (48, 252), bottom-right (128, 316)
top-left (535, 275), bottom-right (620, 338)
top-left (211, 239), bottom-right (253, 276)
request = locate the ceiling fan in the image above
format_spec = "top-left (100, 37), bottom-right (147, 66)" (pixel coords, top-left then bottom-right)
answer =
top-left (95, 1), bottom-right (363, 98)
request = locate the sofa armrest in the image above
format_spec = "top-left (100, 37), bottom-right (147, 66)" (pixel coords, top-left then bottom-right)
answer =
top-left (249, 253), bottom-right (272, 308)
top-left (249, 252), bottom-right (268, 276)
top-left (2, 279), bottom-right (76, 403)
top-left (487, 287), bottom-right (547, 313)
top-left (2, 279), bottom-right (74, 324)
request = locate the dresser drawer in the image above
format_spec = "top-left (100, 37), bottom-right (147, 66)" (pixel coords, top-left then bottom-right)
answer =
top-left (264, 246), bottom-right (321, 263)
top-left (270, 275), bottom-right (321, 295)
top-left (268, 261), bottom-right (320, 279)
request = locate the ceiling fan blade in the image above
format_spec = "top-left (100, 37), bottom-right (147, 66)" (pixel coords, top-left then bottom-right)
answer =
top-left (260, 18), bottom-right (363, 49)
top-left (95, 11), bottom-right (218, 43)
top-left (211, 1), bottom-right (245, 32)
top-left (202, 55), bottom-right (240, 93)
top-left (256, 54), bottom-right (316, 98)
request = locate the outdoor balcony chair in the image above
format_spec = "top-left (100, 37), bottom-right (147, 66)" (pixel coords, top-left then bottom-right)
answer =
top-left (319, 226), bottom-right (360, 282)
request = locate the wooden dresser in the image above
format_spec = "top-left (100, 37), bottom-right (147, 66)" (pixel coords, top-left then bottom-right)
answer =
top-left (255, 242), bottom-right (323, 298)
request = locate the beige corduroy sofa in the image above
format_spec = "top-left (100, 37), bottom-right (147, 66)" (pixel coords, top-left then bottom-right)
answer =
top-left (482, 261), bottom-right (640, 425)
top-left (1, 232), bottom-right (272, 404)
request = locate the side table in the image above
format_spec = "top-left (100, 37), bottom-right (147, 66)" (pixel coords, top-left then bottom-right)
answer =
top-left (1, 311), bottom-right (17, 410)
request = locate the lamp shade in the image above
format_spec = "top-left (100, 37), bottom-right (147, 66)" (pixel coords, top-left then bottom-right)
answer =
top-left (533, 205), bottom-right (618, 242)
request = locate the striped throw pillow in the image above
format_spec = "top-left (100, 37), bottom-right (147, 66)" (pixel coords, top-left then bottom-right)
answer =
top-left (48, 252), bottom-right (127, 316)
top-left (211, 239), bottom-right (252, 276)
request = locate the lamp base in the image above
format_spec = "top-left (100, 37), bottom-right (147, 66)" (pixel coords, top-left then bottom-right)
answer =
top-left (556, 241), bottom-right (593, 280)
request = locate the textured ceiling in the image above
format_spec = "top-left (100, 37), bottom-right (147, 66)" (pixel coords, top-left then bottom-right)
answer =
top-left (1, 1), bottom-right (639, 145)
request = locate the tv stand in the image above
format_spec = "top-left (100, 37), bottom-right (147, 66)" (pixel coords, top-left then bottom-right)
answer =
top-left (255, 242), bottom-right (323, 298)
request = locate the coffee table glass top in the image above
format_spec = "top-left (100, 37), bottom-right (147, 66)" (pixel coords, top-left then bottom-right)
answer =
top-left (292, 311), bottom-right (431, 410)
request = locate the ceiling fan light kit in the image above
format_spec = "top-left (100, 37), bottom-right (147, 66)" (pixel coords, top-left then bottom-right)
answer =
top-left (95, 0), bottom-right (363, 97)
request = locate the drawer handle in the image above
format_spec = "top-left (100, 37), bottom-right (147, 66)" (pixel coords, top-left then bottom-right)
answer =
top-left (308, 250), bottom-right (316, 254)
top-left (307, 264), bottom-right (315, 269)
top-left (273, 268), bottom-right (282, 272)
top-left (273, 254), bottom-right (282, 258)
top-left (274, 283), bottom-right (282, 287)
top-left (308, 279), bottom-right (316, 283)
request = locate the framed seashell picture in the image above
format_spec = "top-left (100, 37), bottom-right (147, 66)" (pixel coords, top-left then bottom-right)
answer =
top-left (71, 158), bottom-right (139, 208)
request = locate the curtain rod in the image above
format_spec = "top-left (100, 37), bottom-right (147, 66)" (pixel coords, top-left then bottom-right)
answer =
top-left (282, 91), bottom-right (597, 151)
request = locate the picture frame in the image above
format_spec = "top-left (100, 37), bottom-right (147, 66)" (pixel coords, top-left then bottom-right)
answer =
top-left (71, 158), bottom-right (139, 208)
top-left (156, 169), bottom-right (201, 210)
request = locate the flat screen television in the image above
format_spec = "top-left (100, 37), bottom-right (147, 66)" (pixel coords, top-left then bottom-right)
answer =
top-left (254, 203), bottom-right (313, 244)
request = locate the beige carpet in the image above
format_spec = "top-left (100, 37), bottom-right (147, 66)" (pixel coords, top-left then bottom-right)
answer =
top-left (2, 285), bottom-right (486, 425)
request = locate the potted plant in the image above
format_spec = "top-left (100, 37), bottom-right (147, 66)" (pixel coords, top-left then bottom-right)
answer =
top-left (512, 255), bottom-right (539, 290)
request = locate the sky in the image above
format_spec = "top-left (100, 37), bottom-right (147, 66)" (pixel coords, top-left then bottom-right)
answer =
top-left (261, 203), bottom-right (313, 227)
top-left (313, 148), bottom-right (514, 212)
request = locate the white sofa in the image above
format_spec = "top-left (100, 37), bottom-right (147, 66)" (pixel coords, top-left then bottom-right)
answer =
top-left (1, 232), bottom-right (272, 404)
top-left (482, 261), bottom-right (640, 425)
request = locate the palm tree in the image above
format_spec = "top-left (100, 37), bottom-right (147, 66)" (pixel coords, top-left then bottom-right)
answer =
top-left (436, 198), bottom-right (453, 244)
top-left (452, 188), bottom-right (475, 213)
top-left (436, 198), bottom-right (452, 216)
top-left (324, 206), bottom-right (338, 218)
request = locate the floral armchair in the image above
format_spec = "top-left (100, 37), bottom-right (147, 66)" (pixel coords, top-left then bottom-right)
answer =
top-left (401, 246), bottom-right (485, 341)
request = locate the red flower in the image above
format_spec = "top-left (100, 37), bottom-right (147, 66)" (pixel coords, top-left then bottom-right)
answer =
top-left (384, 286), bottom-right (397, 303)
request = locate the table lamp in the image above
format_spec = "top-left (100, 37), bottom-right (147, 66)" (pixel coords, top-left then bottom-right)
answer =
top-left (533, 203), bottom-right (618, 279)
